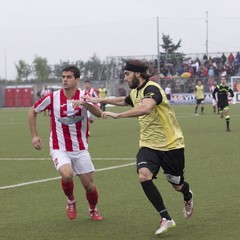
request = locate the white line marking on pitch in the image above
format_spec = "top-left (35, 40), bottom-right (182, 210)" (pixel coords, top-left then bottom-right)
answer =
top-left (0, 162), bottom-right (135, 190)
top-left (0, 157), bottom-right (135, 161)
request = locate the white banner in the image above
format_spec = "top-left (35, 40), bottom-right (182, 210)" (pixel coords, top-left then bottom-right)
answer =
top-left (170, 93), bottom-right (239, 104)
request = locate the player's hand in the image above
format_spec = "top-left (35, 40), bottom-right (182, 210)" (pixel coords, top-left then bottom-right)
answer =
top-left (32, 136), bottom-right (42, 150)
top-left (72, 100), bottom-right (85, 108)
top-left (82, 95), bottom-right (99, 103)
top-left (102, 111), bottom-right (119, 119)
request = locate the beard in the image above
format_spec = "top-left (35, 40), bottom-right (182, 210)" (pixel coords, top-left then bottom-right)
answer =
top-left (129, 75), bottom-right (139, 89)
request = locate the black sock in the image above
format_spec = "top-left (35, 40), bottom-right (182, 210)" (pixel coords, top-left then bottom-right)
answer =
top-left (201, 107), bottom-right (204, 113)
top-left (195, 106), bottom-right (198, 113)
top-left (225, 117), bottom-right (230, 129)
top-left (141, 180), bottom-right (171, 220)
top-left (180, 182), bottom-right (192, 201)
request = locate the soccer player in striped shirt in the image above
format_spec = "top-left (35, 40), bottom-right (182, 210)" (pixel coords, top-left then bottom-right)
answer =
top-left (29, 66), bottom-right (103, 221)
top-left (82, 80), bottom-right (99, 136)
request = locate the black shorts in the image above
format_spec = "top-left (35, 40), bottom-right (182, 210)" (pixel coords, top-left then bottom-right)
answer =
top-left (196, 98), bottom-right (204, 104)
top-left (218, 101), bottom-right (229, 111)
top-left (136, 147), bottom-right (185, 185)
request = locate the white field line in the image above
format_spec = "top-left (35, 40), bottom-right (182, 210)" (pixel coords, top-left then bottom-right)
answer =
top-left (0, 162), bottom-right (135, 190)
top-left (0, 157), bottom-right (135, 161)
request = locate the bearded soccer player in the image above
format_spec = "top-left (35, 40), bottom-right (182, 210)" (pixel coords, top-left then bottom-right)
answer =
top-left (212, 77), bottom-right (234, 132)
top-left (82, 60), bottom-right (193, 236)
top-left (29, 66), bottom-right (103, 221)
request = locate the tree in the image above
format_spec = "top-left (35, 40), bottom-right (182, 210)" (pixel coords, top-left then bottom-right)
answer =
top-left (15, 60), bottom-right (32, 83)
top-left (160, 34), bottom-right (184, 67)
top-left (83, 54), bottom-right (105, 82)
top-left (32, 56), bottom-right (50, 82)
top-left (161, 34), bottom-right (181, 54)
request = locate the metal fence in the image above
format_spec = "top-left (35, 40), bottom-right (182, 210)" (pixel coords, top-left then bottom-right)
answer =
top-left (0, 79), bottom-right (130, 108)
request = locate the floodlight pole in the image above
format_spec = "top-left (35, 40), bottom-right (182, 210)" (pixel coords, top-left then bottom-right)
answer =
top-left (206, 11), bottom-right (209, 58)
top-left (4, 48), bottom-right (7, 80)
top-left (157, 16), bottom-right (160, 83)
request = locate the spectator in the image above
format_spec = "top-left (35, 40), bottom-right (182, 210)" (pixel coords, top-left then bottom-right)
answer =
top-left (221, 53), bottom-right (227, 65)
top-left (228, 53), bottom-right (234, 64)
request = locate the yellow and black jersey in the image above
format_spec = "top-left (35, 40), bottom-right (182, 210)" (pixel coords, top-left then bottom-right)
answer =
top-left (195, 85), bottom-right (204, 99)
top-left (212, 84), bottom-right (234, 103)
top-left (98, 88), bottom-right (107, 98)
top-left (125, 80), bottom-right (184, 151)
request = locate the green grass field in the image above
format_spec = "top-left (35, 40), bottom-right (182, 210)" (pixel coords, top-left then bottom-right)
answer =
top-left (0, 104), bottom-right (239, 240)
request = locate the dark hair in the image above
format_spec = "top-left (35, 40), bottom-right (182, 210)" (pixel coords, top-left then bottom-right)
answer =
top-left (85, 80), bottom-right (90, 83)
top-left (126, 59), bottom-right (150, 79)
top-left (62, 66), bottom-right (80, 78)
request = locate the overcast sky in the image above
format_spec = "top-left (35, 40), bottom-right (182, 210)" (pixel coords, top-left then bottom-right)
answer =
top-left (0, 0), bottom-right (240, 79)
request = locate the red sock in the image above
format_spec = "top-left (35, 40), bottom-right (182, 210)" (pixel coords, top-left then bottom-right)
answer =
top-left (86, 187), bottom-right (98, 210)
top-left (61, 179), bottom-right (74, 201)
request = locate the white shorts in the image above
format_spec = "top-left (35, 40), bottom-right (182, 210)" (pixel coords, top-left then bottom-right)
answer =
top-left (87, 111), bottom-right (94, 122)
top-left (212, 98), bottom-right (217, 106)
top-left (50, 149), bottom-right (95, 175)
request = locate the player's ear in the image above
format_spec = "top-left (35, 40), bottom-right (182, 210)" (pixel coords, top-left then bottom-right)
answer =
top-left (135, 72), bottom-right (141, 78)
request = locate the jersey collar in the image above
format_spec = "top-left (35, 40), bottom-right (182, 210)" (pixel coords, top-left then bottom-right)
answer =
top-left (137, 79), bottom-right (149, 91)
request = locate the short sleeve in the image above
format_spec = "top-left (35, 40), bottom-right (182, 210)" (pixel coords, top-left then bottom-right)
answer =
top-left (124, 95), bottom-right (134, 107)
top-left (143, 85), bottom-right (162, 105)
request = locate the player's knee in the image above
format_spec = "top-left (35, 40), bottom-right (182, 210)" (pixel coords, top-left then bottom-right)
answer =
top-left (83, 182), bottom-right (95, 192)
top-left (62, 174), bottom-right (73, 182)
top-left (59, 169), bottom-right (73, 181)
top-left (138, 168), bottom-right (152, 182)
top-left (172, 183), bottom-right (183, 191)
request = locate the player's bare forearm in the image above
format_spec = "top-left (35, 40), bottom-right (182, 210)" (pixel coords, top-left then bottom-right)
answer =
top-left (28, 107), bottom-right (42, 150)
top-left (83, 102), bottom-right (102, 118)
top-left (28, 107), bottom-right (38, 137)
top-left (101, 96), bottom-right (127, 106)
top-left (83, 95), bottom-right (127, 106)
top-left (102, 108), bottom-right (145, 119)
top-left (102, 98), bottom-right (155, 119)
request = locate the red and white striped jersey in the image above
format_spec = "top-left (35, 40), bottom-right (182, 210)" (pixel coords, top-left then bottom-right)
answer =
top-left (82, 87), bottom-right (99, 98)
top-left (34, 89), bottom-right (89, 152)
top-left (41, 88), bottom-right (51, 97)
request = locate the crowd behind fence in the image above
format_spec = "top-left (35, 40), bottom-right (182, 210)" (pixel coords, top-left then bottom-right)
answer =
top-left (1, 76), bottom-right (240, 108)
top-left (1, 51), bottom-right (240, 108)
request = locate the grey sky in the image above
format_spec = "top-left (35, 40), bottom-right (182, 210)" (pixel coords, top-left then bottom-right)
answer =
top-left (0, 0), bottom-right (240, 79)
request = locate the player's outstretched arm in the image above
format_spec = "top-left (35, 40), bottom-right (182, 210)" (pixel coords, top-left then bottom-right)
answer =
top-left (102, 98), bottom-right (156, 119)
top-left (82, 95), bottom-right (127, 106)
top-left (83, 102), bottom-right (102, 118)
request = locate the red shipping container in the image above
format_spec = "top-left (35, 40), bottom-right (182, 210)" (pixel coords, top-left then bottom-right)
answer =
top-left (5, 87), bottom-right (16, 107)
top-left (5, 86), bottom-right (34, 107)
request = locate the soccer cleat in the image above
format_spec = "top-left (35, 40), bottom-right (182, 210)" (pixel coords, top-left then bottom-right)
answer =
top-left (183, 190), bottom-right (193, 218)
top-left (226, 128), bottom-right (231, 132)
top-left (155, 218), bottom-right (176, 236)
top-left (67, 201), bottom-right (77, 220)
top-left (89, 209), bottom-right (103, 221)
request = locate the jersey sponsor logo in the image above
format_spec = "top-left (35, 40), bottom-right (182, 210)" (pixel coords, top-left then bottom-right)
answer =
top-left (60, 103), bottom-right (67, 107)
top-left (58, 115), bottom-right (84, 125)
top-left (63, 109), bottom-right (79, 115)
